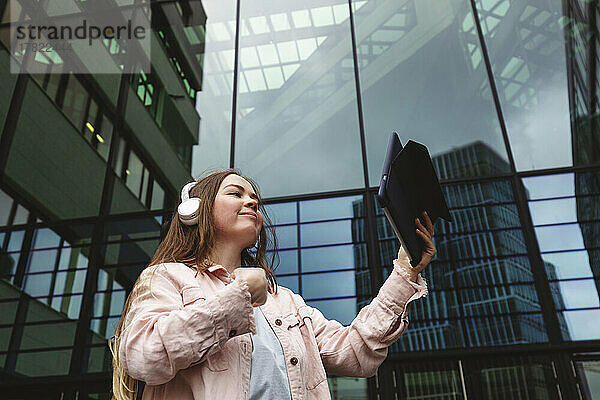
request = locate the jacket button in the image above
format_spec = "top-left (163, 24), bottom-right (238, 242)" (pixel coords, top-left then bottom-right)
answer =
top-left (228, 329), bottom-right (237, 338)
top-left (290, 357), bottom-right (298, 366)
top-left (275, 319), bottom-right (282, 326)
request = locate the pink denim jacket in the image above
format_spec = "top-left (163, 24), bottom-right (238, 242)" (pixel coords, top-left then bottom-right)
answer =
top-left (119, 249), bottom-right (428, 400)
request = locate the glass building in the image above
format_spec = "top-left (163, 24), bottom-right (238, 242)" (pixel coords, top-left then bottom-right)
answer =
top-left (1, 0), bottom-right (599, 399)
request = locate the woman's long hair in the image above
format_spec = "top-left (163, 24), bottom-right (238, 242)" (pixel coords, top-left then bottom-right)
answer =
top-left (108, 168), bottom-right (279, 400)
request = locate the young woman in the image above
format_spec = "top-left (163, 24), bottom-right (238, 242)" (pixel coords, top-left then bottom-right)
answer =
top-left (110, 168), bottom-right (436, 400)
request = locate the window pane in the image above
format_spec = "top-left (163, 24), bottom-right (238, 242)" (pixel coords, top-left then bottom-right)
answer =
top-left (192, 0), bottom-right (236, 177)
top-left (24, 273), bottom-right (53, 297)
top-left (28, 249), bottom-right (58, 273)
top-left (32, 228), bottom-right (61, 249)
top-left (535, 224), bottom-right (586, 252)
top-left (233, 0), bottom-right (364, 197)
top-left (125, 150), bottom-right (144, 198)
top-left (473, 1), bottom-right (572, 170)
top-left (464, 314), bottom-right (548, 346)
top-left (264, 202), bottom-right (296, 225)
top-left (561, 309), bottom-right (600, 341)
top-left (354, 0), bottom-right (510, 184)
top-left (301, 244), bottom-right (355, 273)
top-left (62, 76), bottom-right (88, 130)
top-left (271, 249), bottom-right (298, 275)
top-left (306, 297), bottom-right (357, 326)
top-left (542, 251), bottom-right (596, 280)
top-left (0, 189), bottom-right (12, 226)
top-left (551, 280), bottom-right (600, 310)
top-left (300, 195), bottom-right (363, 222)
top-left (276, 274), bottom-right (299, 294)
top-left (271, 225), bottom-right (297, 249)
top-left (301, 220), bottom-right (354, 247)
top-left (302, 270), bottom-right (356, 299)
top-left (150, 181), bottom-right (165, 210)
top-left (529, 198), bottom-right (577, 225)
top-left (523, 173), bottom-right (574, 200)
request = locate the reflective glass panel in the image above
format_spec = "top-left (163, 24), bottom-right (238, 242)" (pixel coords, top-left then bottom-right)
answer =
top-left (300, 195), bottom-right (363, 222)
top-left (523, 173), bottom-right (574, 200)
top-left (464, 314), bottom-right (548, 346)
top-left (276, 274), bottom-right (299, 294)
top-left (473, 0), bottom-right (572, 170)
top-left (234, 0), bottom-right (364, 197)
top-left (264, 202), bottom-right (297, 225)
top-left (550, 279), bottom-right (600, 310)
top-left (306, 297), bottom-right (357, 325)
top-left (391, 319), bottom-right (466, 352)
top-left (542, 251), bottom-right (596, 280)
top-left (192, 0), bottom-right (236, 174)
top-left (301, 244), bottom-right (355, 273)
top-left (535, 224), bottom-right (586, 252)
top-left (561, 309), bottom-right (600, 341)
top-left (354, 0), bottom-right (510, 184)
top-left (575, 360), bottom-right (600, 399)
top-left (271, 249), bottom-right (298, 275)
top-left (302, 270), bottom-right (356, 299)
top-left (300, 220), bottom-right (354, 247)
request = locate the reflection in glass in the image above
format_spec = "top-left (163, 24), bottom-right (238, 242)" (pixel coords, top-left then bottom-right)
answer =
top-left (234, 0), bottom-right (364, 197)
top-left (276, 274), bottom-right (299, 294)
top-left (384, 360), bottom-right (465, 398)
top-left (551, 279), bottom-right (600, 310)
top-left (523, 173), bottom-right (574, 199)
top-left (306, 297), bottom-right (357, 325)
top-left (327, 377), bottom-right (368, 400)
top-left (271, 225), bottom-right (297, 250)
top-left (28, 249), bottom-right (58, 273)
top-left (575, 360), bottom-right (600, 399)
top-left (301, 244), bottom-right (355, 272)
top-left (354, 0), bottom-right (509, 184)
top-left (192, 0), bottom-right (236, 174)
top-left (473, 0), bottom-right (572, 170)
top-left (561, 309), bottom-right (600, 340)
top-left (528, 198), bottom-right (577, 226)
top-left (542, 251), bottom-right (595, 280)
top-left (302, 270), bottom-right (356, 299)
top-left (300, 220), bottom-right (354, 247)
top-left (535, 224), bottom-right (585, 252)
top-left (271, 249), bottom-right (298, 275)
top-left (475, 356), bottom-right (560, 399)
top-left (20, 322), bottom-right (77, 350)
top-left (300, 195), bottom-right (363, 222)
top-left (264, 202), bottom-right (297, 225)
top-left (24, 273), bottom-right (53, 297)
top-left (15, 349), bottom-right (72, 377)
top-left (32, 228), bottom-right (61, 249)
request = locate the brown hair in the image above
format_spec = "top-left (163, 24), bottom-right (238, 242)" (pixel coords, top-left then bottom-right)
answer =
top-left (108, 168), bottom-right (279, 399)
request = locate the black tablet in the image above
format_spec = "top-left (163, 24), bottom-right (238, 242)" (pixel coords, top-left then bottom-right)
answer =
top-left (376, 132), bottom-right (452, 267)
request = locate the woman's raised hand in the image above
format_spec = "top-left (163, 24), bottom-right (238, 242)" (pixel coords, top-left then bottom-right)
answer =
top-left (412, 211), bottom-right (436, 274)
top-left (397, 211), bottom-right (437, 280)
top-left (232, 267), bottom-right (270, 307)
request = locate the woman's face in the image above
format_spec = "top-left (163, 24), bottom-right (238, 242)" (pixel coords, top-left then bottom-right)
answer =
top-left (213, 174), bottom-right (263, 247)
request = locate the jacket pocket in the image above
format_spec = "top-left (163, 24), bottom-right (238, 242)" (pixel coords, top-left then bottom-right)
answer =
top-left (182, 286), bottom-right (206, 306)
top-left (295, 307), bottom-right (327, 390)
top-left (205, 349), bottom-right (229, 372)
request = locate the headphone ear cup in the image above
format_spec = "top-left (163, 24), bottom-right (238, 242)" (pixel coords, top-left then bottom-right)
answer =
top-left (178, 198), bottom-right (201, 225)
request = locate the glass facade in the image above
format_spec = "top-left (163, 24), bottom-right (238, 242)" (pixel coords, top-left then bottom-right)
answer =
top-left (1, 0), bottom-right (599, 399)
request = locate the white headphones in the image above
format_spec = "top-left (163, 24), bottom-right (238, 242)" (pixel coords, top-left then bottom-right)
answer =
top-left (178, 181), bottom-right (201, 225)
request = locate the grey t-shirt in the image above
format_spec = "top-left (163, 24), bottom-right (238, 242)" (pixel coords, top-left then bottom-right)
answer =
top-left (249, 307), bottom-right (292, 400)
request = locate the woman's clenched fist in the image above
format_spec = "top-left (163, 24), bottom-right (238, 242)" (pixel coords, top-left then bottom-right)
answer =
top-left (232, 267), bottom-right (270, 307)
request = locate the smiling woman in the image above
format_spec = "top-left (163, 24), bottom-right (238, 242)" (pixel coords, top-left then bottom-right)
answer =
top-left (109, 168), bottom-right (434, 400)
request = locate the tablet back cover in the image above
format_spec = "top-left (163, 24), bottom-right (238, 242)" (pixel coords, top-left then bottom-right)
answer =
top-left (377, 133), bottom-right (452, 266)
